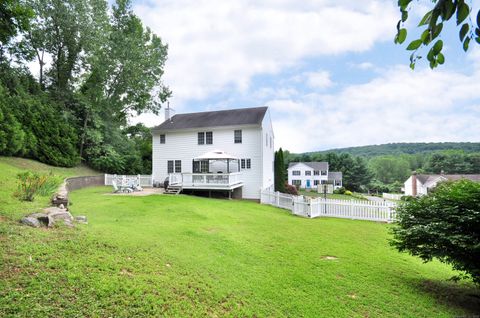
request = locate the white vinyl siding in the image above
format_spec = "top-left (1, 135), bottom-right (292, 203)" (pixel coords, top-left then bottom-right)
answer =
top-left (153, 126), bottom-right (265, 199)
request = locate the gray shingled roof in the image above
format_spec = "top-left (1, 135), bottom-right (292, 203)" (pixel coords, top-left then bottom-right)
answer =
top-left (288, 162), bottom-right (329, 170)
top-left (152, 106), bottom-right (268, 131)
top-left (416, 174), bottom-right (480, 184)
top-left (328, 171), bottom-right (342, 180)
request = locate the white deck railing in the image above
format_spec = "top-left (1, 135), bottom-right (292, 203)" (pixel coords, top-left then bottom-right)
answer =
top-left (104, 174), bottom-right (153, 187)
top-left (168, 172), bottom-right (243, 188)
top-left (261, 190), bottom-right (397, 222)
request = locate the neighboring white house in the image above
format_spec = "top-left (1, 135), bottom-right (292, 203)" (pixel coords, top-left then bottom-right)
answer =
top-left (287, 162), bottom-right (343, 190)
top-left (151, 106), bottom-right (274, 199)
top-left (403, 172), bottom-right (480, 196)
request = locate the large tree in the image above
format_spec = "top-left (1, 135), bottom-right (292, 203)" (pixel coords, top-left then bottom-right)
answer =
top-left (395, 0), bottom-right (480, 69)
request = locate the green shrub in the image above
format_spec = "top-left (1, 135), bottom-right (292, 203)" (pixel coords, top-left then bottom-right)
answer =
top-left (344, 190), bottom-right (352, 195)
top-left (15, 171), bottom-right (48, 201)
top-left (333, 187), bottom-right (346, 194)
top-left (14, 171), bottom-right (61, 201)
top-left (391, 180), bottom-right (480, 284)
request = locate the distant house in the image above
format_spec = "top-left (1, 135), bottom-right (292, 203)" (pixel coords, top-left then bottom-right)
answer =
top-left (287, 162), bottom-right (343, 190)
top-left (151, 106), bottom-right (275, 199)
top-left (403, 172), bottom-right (480, 196)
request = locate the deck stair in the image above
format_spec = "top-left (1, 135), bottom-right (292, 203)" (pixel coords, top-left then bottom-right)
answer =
top-left (165, 185), bottom-right (182, 195)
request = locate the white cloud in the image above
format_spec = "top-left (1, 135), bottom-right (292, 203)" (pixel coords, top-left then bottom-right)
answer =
top-left (267, 65), bottom-right (480, 152)
top-left (304, 71), bottom-right (333, 89)
top-left (134, 0), bottom-right (397, 104)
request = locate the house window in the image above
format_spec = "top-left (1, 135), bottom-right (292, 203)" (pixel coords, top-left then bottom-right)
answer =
top-left (234, 130), bottom-right (242, 143)
top-left (241, 159), bottom-right (245, 169)
top-left (205, 131), bottom-right (213, 144)
top-left (314, 180), bottom-right (319, 186)
top-left (175, 160), bottom-right (182, 173)
top-left (321, 170), bottom-right (327, 176)
top-left (314, 170), bottom-right (319, 176)
top-left (305, 171), bottom-right (311, 176)
top-left (160, 134), bottom-right (165, 144)
top-left (335, 180), bottom-right (341, 186)
top-left (167, 160), bottom-right (174, 173)
top-left (246, 159), bottom-right (251, 169)
top-left (198, 131), bottom-right (212, 145)
top-left (292, 180), bottom-right (301, 186)
top-left (292, 170), bottom-right (301, 176)
top-left (200, 161), bottom-right (209, 172)
top-left (321, 180), bottom-right (328, 184)
top-left (198, 132), bottom-right (204, 145)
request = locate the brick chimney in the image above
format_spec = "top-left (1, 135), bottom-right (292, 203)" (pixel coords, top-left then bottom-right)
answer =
top-left (411, 171), bottom-right (417, 197)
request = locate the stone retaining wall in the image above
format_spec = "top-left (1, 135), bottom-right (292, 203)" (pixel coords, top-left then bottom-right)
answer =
top-left (52, 175), bottom-right (104, 207)
top-left (66, 175), bottom-right (104, 191)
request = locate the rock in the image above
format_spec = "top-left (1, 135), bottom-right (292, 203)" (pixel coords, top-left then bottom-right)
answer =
top-left (43, 207), bottom-right (73, 221)
top-left (63, 219), bottom-right (74, 227)
top-left (29, 213), bottom-right (55, 227)
top-left (21, 217), bottom-right (40, 228)
top-left (74, 215), bottom-right (88, 224)
top-left (49, 211), bottom-right (73, 221)
top-left (59, 204), bottom-right (65, 209)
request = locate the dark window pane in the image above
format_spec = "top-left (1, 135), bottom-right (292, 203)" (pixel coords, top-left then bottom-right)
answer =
top-left (167, 160), bottom-right (174, 173)
top-left (175, 160), bottom-right (182, 173)
top-left (246, 159), bottom-right (251, 169)
top-left (160, 134), bottom-right (165, 144)
top-left (198, 132), bottom-right (204, 144)
top-left (241, 159), bottom-right (245, 169)
top-left (234, 130), bottom-right (242, 143)
top-left (206, 131), bottom-right (213, 144)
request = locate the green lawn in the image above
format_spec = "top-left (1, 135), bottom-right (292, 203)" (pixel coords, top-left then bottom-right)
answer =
top-left (0, 157), bottom-right (99, 220)
top-left (299, 190), bottom-right (366, 201)
top-left (0, 159), bottom-right (479, 317)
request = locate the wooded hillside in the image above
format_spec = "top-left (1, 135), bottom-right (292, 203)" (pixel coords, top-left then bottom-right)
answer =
top-left (0, 0), bottom-right (168, 174)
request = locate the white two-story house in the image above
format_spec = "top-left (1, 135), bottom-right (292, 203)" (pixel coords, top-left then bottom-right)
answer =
top-left (151, 106), bottom-right (275, 199)
top-left (287, 162), bottom-right (343, 190)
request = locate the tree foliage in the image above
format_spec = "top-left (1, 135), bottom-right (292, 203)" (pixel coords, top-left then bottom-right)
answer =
top-left (274, 148), bottom-right (286, 192)
top-left (391, 180), bottom-right (480, 284)
top-left (0, 0), bottom-right (169, 173)
top-left (395, 0), bottom-right (480, 69)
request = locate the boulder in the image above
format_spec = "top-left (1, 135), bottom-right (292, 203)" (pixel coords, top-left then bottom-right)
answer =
top-left (74, 215), bottom-right (88, 224)
top-left (29, 213), bottom-right (55, 227)
top-left (21, 217), bottom-right (40, 228)
top-left (43, 207), bottom-right (73, 222)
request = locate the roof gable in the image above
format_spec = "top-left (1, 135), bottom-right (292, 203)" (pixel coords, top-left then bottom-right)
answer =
top-left (152, 106), bottom-right (268, 131)
top-left (288, 162), bottom-right (329, 170)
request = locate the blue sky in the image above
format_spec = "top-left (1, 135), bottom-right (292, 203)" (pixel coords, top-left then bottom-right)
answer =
top-left (130, 0), bottom-right (480, 153)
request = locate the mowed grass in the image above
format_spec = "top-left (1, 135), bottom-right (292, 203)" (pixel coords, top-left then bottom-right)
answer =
top-left (1, 177), bottom-right (479, 317)
top-left (299, 190), bottom-right (366, 201)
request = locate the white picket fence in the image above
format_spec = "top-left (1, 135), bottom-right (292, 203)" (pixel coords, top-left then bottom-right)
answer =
top-left (261, 190), bottom-right (397, 222)
top-left (104, 174), bottom-right (153, 187)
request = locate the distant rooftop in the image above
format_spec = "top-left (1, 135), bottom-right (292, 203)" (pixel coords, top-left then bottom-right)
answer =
top-left (416, 174), bottom-right (480, 184)
top-left (152, 106), bottom-right (268, 131)
top-left (288, 162), bottom-right (329, 170)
